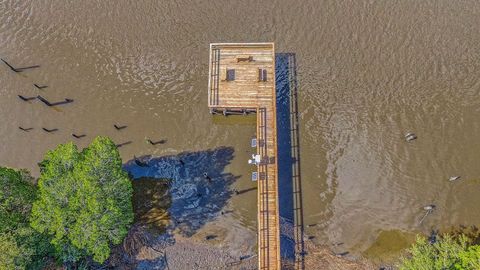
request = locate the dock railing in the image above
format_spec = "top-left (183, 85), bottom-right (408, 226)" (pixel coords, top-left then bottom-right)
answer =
top-left (208, 46), bottom-right (220, 106)
top-left (257, 107), bottom-right (271, 269)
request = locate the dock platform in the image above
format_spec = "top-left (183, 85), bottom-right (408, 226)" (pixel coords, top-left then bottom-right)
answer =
top-left (208, 43), bottom-right (280, 270)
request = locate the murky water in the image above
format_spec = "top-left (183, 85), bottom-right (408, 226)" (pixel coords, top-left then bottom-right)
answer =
top-left (132, 177), bottom-right (171, 234)
top-left (1, 0), bottom-right (480, 262)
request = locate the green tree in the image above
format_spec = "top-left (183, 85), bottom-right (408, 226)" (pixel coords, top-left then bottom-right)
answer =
top-left (0, 167), bottom-right (52, 269)
top-left (457, 245), bottom-right (480, 269)
top-left (31, 136), bottom-right (134, 264)
top-left (0, 233), bottom-right (20, 270)
top-left (399, 234), bottom-right (480, 270)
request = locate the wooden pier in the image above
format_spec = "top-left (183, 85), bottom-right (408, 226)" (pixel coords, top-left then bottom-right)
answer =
top-left (208, 43), bottom-right (281, 269)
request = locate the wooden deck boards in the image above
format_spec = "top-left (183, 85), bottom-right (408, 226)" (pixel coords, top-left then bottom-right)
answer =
top-left (208, 43), bottom-right (281, 270)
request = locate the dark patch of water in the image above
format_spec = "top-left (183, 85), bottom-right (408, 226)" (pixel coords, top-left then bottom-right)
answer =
top-left (124, 147), bottom-right (238, 236)
top-left (132, 177), bottom-right (172, 234)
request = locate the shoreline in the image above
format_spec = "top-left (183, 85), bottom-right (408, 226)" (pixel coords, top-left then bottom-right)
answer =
top-left (107, 217), bottom-right (377, 270)
top-left (108, 220), bottom-right (258, 269)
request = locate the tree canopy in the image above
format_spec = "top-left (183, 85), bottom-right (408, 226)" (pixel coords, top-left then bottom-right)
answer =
top-left (0, 167), bottom-right (52, 270)
top-left (0, 167), bottom-right (36, 231)
top-left (399, 234), bottom-right (480, 270)
top-left (30, 136), bottom-right (133, 264)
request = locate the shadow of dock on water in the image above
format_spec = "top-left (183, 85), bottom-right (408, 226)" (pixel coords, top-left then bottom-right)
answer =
top-left (276, 52), bottom-right (305, 269)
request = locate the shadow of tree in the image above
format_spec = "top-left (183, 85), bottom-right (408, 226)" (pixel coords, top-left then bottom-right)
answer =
top-left (123, 146), bottom-right (238, 237)
top-left (106, 147), bottom-right (238, 269)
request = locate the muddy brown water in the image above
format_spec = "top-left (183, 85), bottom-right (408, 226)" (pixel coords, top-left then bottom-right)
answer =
top-left (1, 0), bottom-right (480, 263)
top-left (132, 177), bottom-right (171, 234)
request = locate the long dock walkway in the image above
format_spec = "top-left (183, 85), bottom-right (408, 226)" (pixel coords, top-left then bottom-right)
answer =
top-left (208, 43), bottom-right (281, 270)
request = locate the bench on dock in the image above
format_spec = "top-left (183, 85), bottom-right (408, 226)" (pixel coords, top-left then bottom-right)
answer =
top-left (221, 68), bottom-right (236, 81)
top-left (259, 68), bottom-right (268, 82)
top-left (237, 56), bottom-right (254, 62)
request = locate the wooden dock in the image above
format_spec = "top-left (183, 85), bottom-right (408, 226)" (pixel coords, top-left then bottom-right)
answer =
top-left (208, 43), bottom-right (281, 270)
